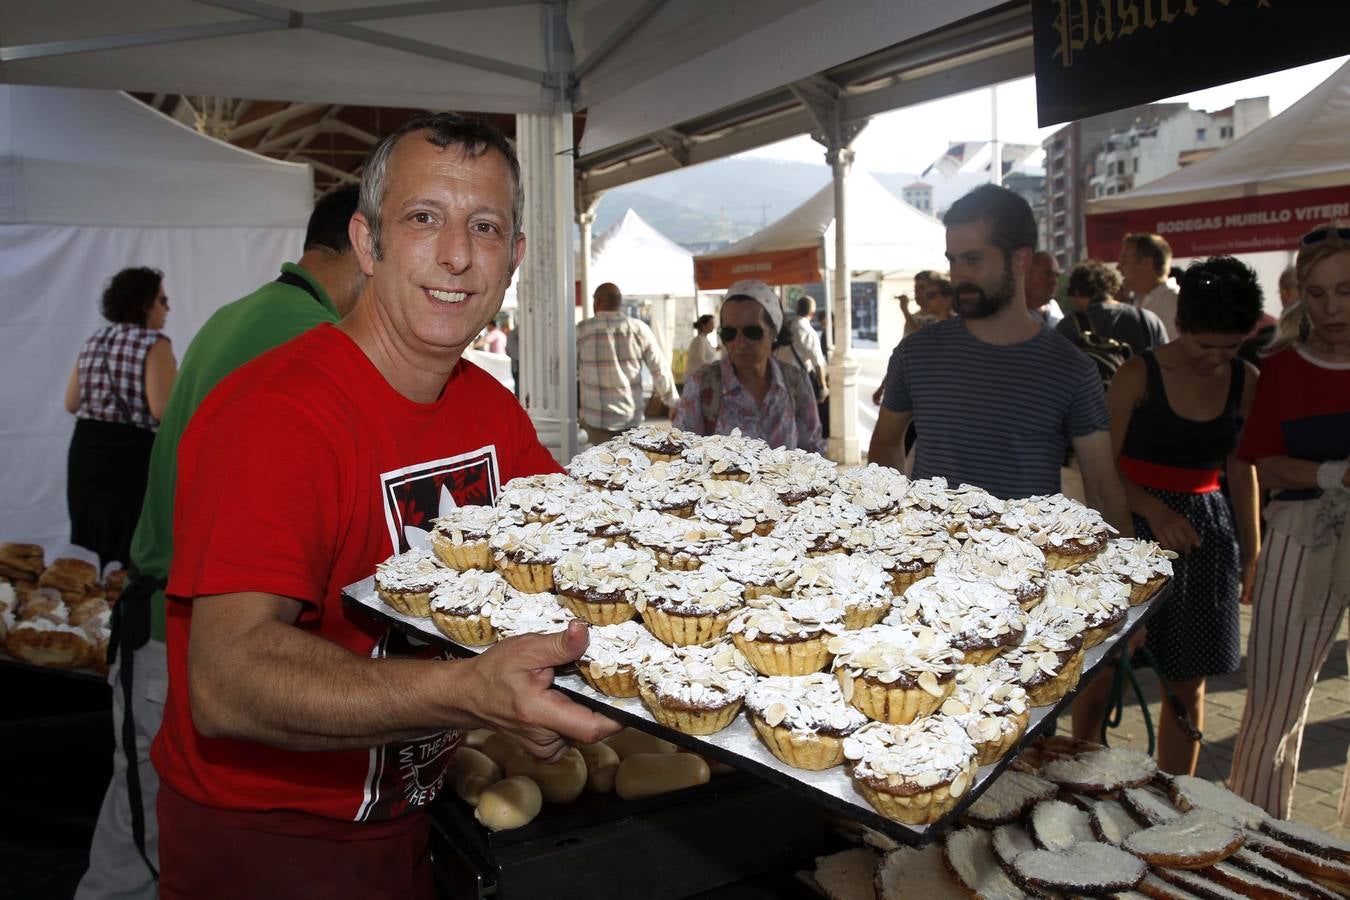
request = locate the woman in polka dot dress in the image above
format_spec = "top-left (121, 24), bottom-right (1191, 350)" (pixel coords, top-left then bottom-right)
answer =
top-left (1103, 256), bottom-right (1264, 776)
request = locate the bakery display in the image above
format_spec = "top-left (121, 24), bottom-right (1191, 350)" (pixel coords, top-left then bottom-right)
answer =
top-left (2, 554), bottom-right (116, 673)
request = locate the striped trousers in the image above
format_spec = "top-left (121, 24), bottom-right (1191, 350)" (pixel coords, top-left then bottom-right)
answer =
top-left (1229, 529), bottom-right (1349, 824)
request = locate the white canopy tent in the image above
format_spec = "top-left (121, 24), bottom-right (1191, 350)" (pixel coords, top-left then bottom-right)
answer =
top-left (0, 84), bottom-right (311, 550)
top-left (590, 208), bottom-right (695, 297)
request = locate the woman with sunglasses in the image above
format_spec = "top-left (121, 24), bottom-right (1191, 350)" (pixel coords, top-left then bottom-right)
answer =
top-left (672, 279), bottom-right (824, 454)
top-left (1083, 256), bottom-right (1263, 775)
top-left (1230, 222), bottom-right (1350, 824)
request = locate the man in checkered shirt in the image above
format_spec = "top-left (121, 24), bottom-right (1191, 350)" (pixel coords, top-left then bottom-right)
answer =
top-left (576, 282), bottom-right (679, 446)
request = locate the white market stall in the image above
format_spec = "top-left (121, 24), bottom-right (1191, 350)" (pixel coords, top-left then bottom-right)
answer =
top-left (0, 84), bottom-right (311, 550)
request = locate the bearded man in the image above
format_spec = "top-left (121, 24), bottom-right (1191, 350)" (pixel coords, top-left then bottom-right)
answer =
top-left (867, 185), bottom-right (1130, 530)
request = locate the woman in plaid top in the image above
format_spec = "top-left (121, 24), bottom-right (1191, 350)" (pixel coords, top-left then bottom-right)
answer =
top-left (63, 267), bottom-right (178, 568)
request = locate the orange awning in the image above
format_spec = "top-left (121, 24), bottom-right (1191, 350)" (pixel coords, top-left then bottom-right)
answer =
top-left (693, 246), bottom-right (821, 291)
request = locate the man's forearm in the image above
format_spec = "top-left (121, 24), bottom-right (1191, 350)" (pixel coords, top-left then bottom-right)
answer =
top-left (191, 619), bottom-right (480, 751)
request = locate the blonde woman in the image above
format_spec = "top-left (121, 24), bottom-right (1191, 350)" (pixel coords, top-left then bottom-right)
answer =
top-left (1229, 222), bottom-right (1350, 824)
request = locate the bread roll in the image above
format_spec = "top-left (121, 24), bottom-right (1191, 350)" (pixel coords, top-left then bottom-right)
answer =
top-left (614, 752), bottom-right (710, 800)
top-left (463, 728), bottom-right (495, 749)
top-left (603, 727), bottom-right (677, 760)
top-left (475, 776), bottom-right (542, 831)
top-left (478, 732), bottom-right (527, 770)
top-left (449, 747), bottom-right (502, 806)
top-left (506, 747), bottom-right (587, 804)
top-left (578, 741), bottom-right (620, 793)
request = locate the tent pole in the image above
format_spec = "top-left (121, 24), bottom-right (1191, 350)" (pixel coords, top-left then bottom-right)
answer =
top-left (576, 192), bottom-right (601, 319)
top-left (826, 143), bottom-right (860, 464)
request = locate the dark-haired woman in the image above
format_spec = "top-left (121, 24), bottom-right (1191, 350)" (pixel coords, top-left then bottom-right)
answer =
top-left (685, 313), bottom-right (719, 381)
top-left (1102, 257), bottom-right (1263, 775)
top-left (63, 267), bottom-right (178, 568)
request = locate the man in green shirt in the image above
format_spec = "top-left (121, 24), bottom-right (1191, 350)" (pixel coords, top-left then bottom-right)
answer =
top-left (76, 186), bottom-right (364, 900)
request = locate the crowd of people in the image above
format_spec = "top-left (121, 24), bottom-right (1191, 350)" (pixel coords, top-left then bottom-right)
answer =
top-left (58, 111), bottom-right (1348, 898)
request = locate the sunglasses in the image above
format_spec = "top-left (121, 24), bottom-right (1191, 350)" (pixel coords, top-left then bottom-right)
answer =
top-left (1301, 226), bottom-right (1350, 247)
top-left (720, 324), bottom-right (766, 343)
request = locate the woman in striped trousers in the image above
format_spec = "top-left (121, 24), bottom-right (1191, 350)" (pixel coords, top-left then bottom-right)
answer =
top-left (1228, 223), bottom-right (1350, 824)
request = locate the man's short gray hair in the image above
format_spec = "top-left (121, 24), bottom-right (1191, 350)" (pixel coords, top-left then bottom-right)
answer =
top-left (359, 112), bottom-right (524, 261)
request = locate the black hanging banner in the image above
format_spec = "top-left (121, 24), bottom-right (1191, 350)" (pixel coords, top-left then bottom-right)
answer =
top-left (1032, 1), bottom-right (1347, 127)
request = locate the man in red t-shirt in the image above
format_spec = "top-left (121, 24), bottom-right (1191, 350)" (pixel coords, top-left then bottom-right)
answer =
top-left (151, 114), bottom-right (620, 898)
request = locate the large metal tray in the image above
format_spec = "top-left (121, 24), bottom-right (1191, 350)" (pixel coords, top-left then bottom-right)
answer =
top-left (342, 578), bottom-right (1170, 846)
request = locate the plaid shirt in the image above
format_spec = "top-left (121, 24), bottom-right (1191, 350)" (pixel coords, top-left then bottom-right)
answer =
top-left (75, 324), bottom-right (164, 431)
top-left (576, 310), bottom-right (678, 430)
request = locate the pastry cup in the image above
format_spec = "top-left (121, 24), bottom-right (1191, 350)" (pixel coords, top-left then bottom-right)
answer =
top-left (653, 550), bottom-right (702, 571)
top-left (1016, 582), bottom-right (1046, 611)
top-left (957, 644), bottom-right (1012, 666)
top-left (378, 586), bottom-right (432, 618)
top-left (750, 714), bottom-right (847, 770)
top-left (1129, 576), bottom-right (1167, 606)
top-left (1082, 613), bottom-right (1126, 650)
top-left (1024, 649), bottom-right (1085, 706)
top-left (638, 684), bottom-right (742, 735)
top-left (731, 632), bottom-right (832, 676)
top-left (429, 610), bottom-right (496, 646)
top-left (741, 583), bottom-right (787, 601)
top-left (887, 566), bottom-right (930, 596)
top-left (854, 763), bottom-right (976, 825)
top-left (709, 471), bottom-right (752, 483)
top-left (847, 673), bottom-right (953, 724)
top-left (637, 450), bottom-right (682, 464)
top-left (579, 662), bottom-right (640, 698)
top-left (1044, 545), bottom-right (1102, 570)
top-left (972, 710), bottom-right (1030, 766)
top-left (661, 503), bottom-right (697, 519)
top-left (842, 601), bottom-right (890, 631)
top-left (430, 533), bottom-right (492, 572)
top-left (642, 605), bottom-right (736, 646)
top-left (495, 558), bottom-right (555, 593)
top-left (557, 592), bottom-right (638, 626)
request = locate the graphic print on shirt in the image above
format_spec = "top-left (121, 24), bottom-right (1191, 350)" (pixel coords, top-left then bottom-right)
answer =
top-left (379, 445), bottom-right (501, 554)
top-left (356, 445), bottom-right (497, 821)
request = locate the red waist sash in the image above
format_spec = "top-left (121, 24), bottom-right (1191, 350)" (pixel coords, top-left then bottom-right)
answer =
top-left (1119, 456), bottom-right (1221, 494)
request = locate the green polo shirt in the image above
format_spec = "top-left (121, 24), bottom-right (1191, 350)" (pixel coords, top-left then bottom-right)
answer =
top-left (129, 263), bottom-right (339, 642)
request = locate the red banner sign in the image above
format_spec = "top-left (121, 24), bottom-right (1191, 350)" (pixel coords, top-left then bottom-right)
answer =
top-left (1086, 186), bottom-right (1350, 260)
top-left (693, 246), bottom-right (821, 291)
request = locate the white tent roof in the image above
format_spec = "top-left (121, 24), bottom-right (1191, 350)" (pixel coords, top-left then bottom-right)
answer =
top-left (0, 84), bottom-right (312, 226)
top-left (701, 169), bottom-right (946, 274)
top-left (1089, 58), bottom-right (1350, 212)
top-left (0, 0), bottom-right (1001, 158)
top-left (590, 208), bottom-right (694, 297)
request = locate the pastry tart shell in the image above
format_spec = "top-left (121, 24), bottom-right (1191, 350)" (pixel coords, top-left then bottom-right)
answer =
top-left (430, 533), bottom-right (492, 572)
top-left (642, 605), bottom-right (736, 646)
top-left (1024, 649), bottom-right (1085, 706)
top-left (854, 763), bottom-right (975, 825)
top-left (429, 611), bottom-right (496, 646)
top-left (580, 662), bottom-right (640, 698)
top-left (731, 632), bottom-right (832, 676)
top-left (637, 684), bottom-right (742, 735)
top-left (847, 673), bottom-right (953, 724)
top-left (557, 593), bottom-right (639, 626)
top-left (749, 713), bottom-right (848, 770)
top-left (972, 710), bottom-right (1030, 766)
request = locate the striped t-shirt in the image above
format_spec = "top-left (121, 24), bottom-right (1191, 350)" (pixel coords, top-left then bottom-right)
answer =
top-left (882, 318), bottom-right (1109, 499)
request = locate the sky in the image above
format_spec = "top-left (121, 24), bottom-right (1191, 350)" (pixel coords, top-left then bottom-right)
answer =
top-left (738, 55), bottom-right (1349, 176)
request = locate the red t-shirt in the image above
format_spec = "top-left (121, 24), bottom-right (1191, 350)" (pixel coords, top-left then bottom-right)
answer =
top-left (151, 324), bottom-right (562, 823)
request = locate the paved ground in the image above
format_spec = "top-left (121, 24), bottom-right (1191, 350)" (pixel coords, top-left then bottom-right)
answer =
top-left (1089, 603), bottom-right (1349, 839)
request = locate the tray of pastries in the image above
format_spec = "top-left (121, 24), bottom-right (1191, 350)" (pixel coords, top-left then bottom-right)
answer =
top-left (1, 545), bottom-right (118, 678)
top-left (808, 733), bottom-right (1350, 899)
top-left (342, 427), bottom-right (1177, 844)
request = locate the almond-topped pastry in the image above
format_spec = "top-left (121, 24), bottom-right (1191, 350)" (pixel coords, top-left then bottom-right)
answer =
top-left (489, 587), bottom-right (576, 638)
top-left (828, 623), bottom-right (962, 723)
top-left (679, 428), bottom-right (767, 481)
top-left (793, 552), bottom-right (894, 629)
top-left (727, 597), bottom-right (846, 676)
top-left (1040, 569), bottom-right (1131, 648)
top-left (577, 620), bottom-right (673, 698)
top-left (843, 715), bottom-right (978, 824)
top-left (556, 489), bottom-right (639, 544)
top-left (567, 442), bottom-right (651, 489)
top-left (774, 491), bottom-right (871, 556)
top-left (1076, 537), bottom-right (1175, 605)
top-left (496, 473), bottom-right (586, 523)
top-left (633, 565), bottom-right (744, 646)
top-left (623, 424), bottom-right (694, 462)
top-left (430, 503), bottom-right (511, 571)
top-left (940, 481), bottom-right (1006, 527)
top-left (375, 547), bottom-right (452, 617)
top-left (489, 521), bottom-right (588, 593)
top-left (552, 541), bottom-right (656, 625)
top-left (1003, 603), bottom-right (1086, 705)
top-left (429, 568), bottom-right (511, 645)
top-left (694, 479), bottom-right (785, 538)
top-left (626, 509), bottom-right (731, 570)
top-left (636, 640), bottom-right (757, 734)
top-left (706, 534), bottom-right (806, 599)
top-left (756, 446), bottom-right (837, 504)
top-left (1000, 493), bottom-right (1117, 569)
top-left (892, 575), bottom-right (1026, 665)
top-left (939, 529), bottom-right (1048, 610)
top-left (620, 459), bottom-right (705, 516)
top-left (845, 521), bottom-right (956, 593)
top-left (938, 660), bottom-right (1030, 765)
top-left (834, 464), bottom-right (910, 518)
top-left (745, 673), bottom-right (868, 769)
